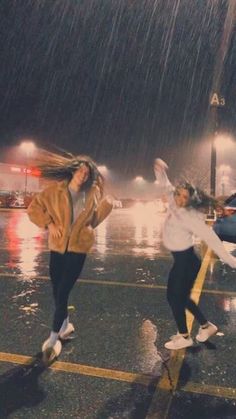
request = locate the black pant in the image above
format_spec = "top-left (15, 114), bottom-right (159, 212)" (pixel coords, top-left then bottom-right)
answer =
top-left (167, 247), bottom-right (207, 334)
top-left (49, 251), bottom-right (86, 333)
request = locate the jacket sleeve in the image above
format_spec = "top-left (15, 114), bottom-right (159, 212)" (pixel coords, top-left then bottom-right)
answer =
top-left (154, 158), bottom-right (175, 199)
top-left (27, 190), bottom-right (53, 229)
top-left (183, 211), bottom-right (236, 268)
top-left (91, 196), bottom-right (113, 228)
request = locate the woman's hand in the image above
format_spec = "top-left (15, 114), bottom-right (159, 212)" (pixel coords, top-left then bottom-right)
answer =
top-left (154, 158), bottom-right (169, 172)
top-left (48, 223), bottom-right (63, 239)
top-left (105, 195), bottom-right (122, 208)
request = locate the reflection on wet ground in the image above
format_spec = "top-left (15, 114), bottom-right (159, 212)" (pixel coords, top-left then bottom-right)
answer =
top-left (0, 208), bottom-right (236, 418)
top-left (0, 208), bottom-right (168, 277)
top-left (0, 208), bottom-right (210, 280)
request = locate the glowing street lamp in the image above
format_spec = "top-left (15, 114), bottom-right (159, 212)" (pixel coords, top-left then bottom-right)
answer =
top-left (134, 176), bottom-right (145, 183)
top-left (214, 134), bottom-right (234, 196)
top-left (214, 134), bottom-right (234, 152)
top-left (218, 164), bottom-right (232, 196)
top-left (210, 131), bottom-right (234, 197)
top-left (20, 141), bottom-right (36, 196)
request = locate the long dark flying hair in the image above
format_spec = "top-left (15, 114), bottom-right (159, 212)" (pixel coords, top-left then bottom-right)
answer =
top-left (30, 149), bottom-right (104, 194)
top-left (175, 181), bottom-right (217, 210)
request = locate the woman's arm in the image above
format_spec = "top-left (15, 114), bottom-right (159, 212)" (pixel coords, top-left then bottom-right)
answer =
top-left (183, 211), bottom-right (236, 268)
top-left (91, 195), bottom-right (113, 228)
top-left (153, 158), bottom-right (174, 199)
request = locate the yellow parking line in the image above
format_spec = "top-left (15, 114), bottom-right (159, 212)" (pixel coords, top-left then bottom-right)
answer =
top-left (80, 279), bottom-right (166, 290)
top-left (0, 351), bottom-right (235, 403)
top-left (80, 279), bottom-right (236, 298)
top-left (0, 351), bottom-right (152, 386)
top-left (52, 361), bottom-right (151, 385)
top-left (182, 381), bottom-right (236, 399)
top-left (1, 271), bottom-right (236, 298)
top-left (0, 272), bottom-right (167, 289)
top-left (202, 288), bottom-right (236, 297)
top-left (146, 248), bottom-right (212, 418)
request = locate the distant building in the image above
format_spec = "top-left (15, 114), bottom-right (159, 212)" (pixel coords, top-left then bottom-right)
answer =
top-left (0, 163), bottom-right (40, 193)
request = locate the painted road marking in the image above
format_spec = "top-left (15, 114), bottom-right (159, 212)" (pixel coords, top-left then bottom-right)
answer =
top-left (0, 351), bottom-right (152, 386)
top-left (182, 382), bottom-right (236, 399)
top-left (0, 271), bottom-right (236, 297)
top-left (0, 351), bottom-right (235, 401)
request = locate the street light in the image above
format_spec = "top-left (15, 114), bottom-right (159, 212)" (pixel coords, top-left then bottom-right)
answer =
top-left (218, 164), bottom-right (232, 196)
top-left (214, 134), bottom-right (234, 152)
top-left (213, 134), bottom-right (234, 196)
top-left (20, 141), bottom-right (36, 196)
top-left (209, 93), bottom-right (226, 197)
top-left (134, 176), bottom-right (145, 183)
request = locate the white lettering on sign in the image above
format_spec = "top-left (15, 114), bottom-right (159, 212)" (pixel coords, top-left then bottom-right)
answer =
top-left (210, 93), bottom-right (225, 107)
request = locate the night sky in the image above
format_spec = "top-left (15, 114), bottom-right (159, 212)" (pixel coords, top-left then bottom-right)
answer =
top-left (0, 0), bottom-right (236, 181)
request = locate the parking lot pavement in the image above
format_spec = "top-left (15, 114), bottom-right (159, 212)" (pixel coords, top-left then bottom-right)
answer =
top-left (0, 209), bottom-right (236, 417)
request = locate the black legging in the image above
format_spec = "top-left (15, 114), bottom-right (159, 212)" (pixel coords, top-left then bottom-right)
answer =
top-left (49, 251), bottom-right (86, 333)
top-left (167, 247), bottom-right (207, 334)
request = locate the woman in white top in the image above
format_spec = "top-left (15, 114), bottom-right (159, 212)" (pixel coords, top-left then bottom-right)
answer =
top-left (154, 158), bottom-right (236, 350)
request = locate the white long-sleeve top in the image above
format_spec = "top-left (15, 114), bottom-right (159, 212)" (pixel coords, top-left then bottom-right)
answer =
top-left (154, 160), bottom-right (236, 268)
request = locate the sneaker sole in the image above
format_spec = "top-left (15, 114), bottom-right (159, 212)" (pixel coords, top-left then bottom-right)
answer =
top-left (164, 341), bottom-right (193, 350)
top-left (196, 327), bottom-right (218, 342)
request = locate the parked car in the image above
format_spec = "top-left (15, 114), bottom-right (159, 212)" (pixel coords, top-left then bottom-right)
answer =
top-left (10, 197), bottom-right (25, 207)
top-left (213, 193), bottom-right (236, 243)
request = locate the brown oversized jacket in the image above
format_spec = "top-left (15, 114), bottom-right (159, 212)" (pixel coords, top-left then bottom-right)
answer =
top-left (27, 180), bottom-right (113, 254)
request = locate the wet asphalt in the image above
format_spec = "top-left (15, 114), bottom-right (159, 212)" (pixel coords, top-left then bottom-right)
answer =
top-left (0, 208), bottom-right (236, 418)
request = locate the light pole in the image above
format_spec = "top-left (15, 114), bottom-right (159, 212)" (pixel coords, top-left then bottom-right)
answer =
top-left (210, 133), bottom-right (217, 197)
top-left (209, 93), bottom-right (226, 197)
top-left (20, 141), bottom-right (36, 197)
top-left (206, 94), bottom-right (225, 220)
top-left (207, 0), bottom-right (236, 217)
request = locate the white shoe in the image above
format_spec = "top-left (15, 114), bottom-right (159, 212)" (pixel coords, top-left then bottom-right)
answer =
top-left (42, 338), bottom-right (62, 363)
top-left (59, 322), bottom-right (75, 340)
top-left (164, 334), bottom-right (193, 350)
top-left (196, 322), bottom-right (218, 342)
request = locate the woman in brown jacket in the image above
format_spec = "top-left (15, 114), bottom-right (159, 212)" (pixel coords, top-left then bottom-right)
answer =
top-left (27, 153), bottom-right (113, 362)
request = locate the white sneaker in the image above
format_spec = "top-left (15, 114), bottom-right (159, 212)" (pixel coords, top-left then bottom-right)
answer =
top-left (196, 322), bottom-right (218, 342)
top-left (164, 334), bottom-right (193, 350)
top-left (42, 338), bottom-right (62, 363)
top-left (59, 322), bottom-right (75, 340)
